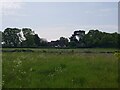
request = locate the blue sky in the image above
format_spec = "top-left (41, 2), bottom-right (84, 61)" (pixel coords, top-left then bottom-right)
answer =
top-left (2, 2), bottom-right (118, 41)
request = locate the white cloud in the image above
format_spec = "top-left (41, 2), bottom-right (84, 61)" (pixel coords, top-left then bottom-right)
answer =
top-left (0, 0), bottom-right (24, 15)
top-left (34, 26), bottom-right (73, 42)
top-left (0, 0), bottom-right (23, 9)
top-left (85, 8), bottom-right (116, 14)
top-left (84, 11), bottom-right (93, 14)
top-left (34, 24), bottom-right (118, 41)
top-left (4, 0), bottom-right (119, 2)
top-left (99, 8), bottom-right (112, 12)
top-left (84, 7), bottom-right (117, 17)
top-left (77, 25), bottom-right (118, 33)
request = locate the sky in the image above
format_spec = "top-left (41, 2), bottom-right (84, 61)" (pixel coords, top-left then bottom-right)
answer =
top-left (1, 1), bottom-right (118, 41)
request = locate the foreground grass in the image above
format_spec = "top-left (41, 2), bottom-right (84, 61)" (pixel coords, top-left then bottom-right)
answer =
top-left (2, 49), bottom-right (118, 88)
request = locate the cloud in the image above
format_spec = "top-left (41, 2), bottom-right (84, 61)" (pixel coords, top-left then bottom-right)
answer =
top-left (99, 8), bottom-right (112, 12)
top-left (77, 25), bottom-right (118, 33)
top-left (34, 26), bottom-right (73, 42)
top-left (84, 7), bottom-right (117, 17)
top-left (0, 0), bottom-right (24, 16)
top-left (1, 0), bottom-right (23, 9)
top-left (34, 24), bottom-right (118, 41)
top-left (2, 0), bottom-right (118, 2)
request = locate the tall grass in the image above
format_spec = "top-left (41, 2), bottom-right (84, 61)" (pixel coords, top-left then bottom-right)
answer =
top-left (2, 49), bottom-right (118, 88)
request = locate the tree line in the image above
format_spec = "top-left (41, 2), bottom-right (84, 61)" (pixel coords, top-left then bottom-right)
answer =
top-left (1, 28), bottom-right (120, 48)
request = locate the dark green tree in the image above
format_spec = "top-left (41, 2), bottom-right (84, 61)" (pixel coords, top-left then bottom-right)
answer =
top-left (34, 34), bottom-right (41, 47)
top-left (3, 28), bottom-right (21, 47)
top-left (59, 37), bottom-right (69, 47)
top-left (21, 28), bottom-right (36, 47)
top-left (69, 30), bottom-right (85, 48)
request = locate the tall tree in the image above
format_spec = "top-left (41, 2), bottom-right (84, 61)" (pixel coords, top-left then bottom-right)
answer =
top-left (59, 37), bottom-right (69, 47)
top-left (3, 28), bottom-right (21, 47)
top-left (21, 28), bottom-right (36, 47)
top-left (34, 34), bottom-right (41, 47)
top-left (69, 30), bottom-right (85, 48)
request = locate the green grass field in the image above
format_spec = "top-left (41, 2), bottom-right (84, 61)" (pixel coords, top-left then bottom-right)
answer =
top-left (2, 48), bottom-right (119, 88)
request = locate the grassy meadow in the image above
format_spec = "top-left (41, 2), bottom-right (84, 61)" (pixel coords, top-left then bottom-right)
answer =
top-left (2, 48), bottom-right (119, 88)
